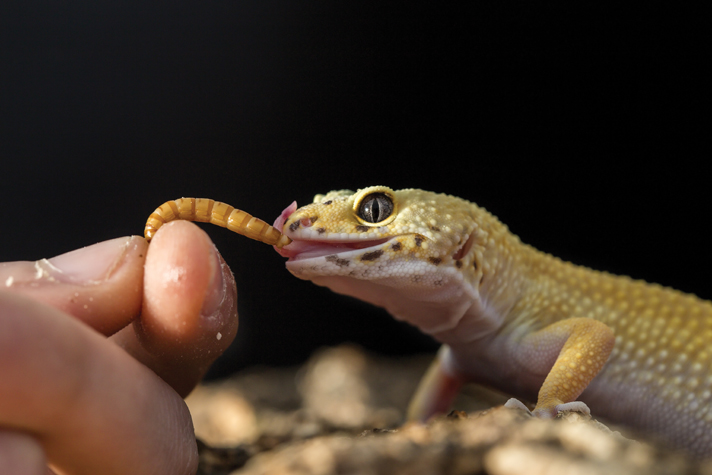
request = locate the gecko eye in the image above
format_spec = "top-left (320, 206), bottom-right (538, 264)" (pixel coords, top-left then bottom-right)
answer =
top-left (358, 193), bottom-right (394, 223)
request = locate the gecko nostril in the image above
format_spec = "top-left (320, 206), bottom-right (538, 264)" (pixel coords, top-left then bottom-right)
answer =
top-left (301, 217), bottom-right (317, 228)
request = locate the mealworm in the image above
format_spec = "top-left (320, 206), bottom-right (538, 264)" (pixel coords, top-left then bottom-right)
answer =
top-left (144, 198), bottom-right (292, 248)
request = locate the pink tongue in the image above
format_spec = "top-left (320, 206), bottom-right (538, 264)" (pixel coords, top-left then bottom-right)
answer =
top-left (273, 201), bottom-right (298, 230)
top-left (273, 201), bottom-right (298, 256)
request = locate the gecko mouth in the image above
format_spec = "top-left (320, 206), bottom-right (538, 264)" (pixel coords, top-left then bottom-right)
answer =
top-left (272, 201), bottom-right (391, 262)
top-left (276, 238), bottom-right (391, 261)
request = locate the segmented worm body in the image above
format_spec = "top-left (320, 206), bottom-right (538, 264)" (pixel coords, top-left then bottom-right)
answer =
top-left (144, 198), bottom-right (292, 248)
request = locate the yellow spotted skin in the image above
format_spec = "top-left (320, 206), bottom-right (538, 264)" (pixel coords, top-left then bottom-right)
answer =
top-left (281, 186), bottom-right (712, 457)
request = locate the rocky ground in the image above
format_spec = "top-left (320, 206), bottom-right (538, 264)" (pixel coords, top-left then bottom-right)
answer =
top-left (187, 345), bottom-right (709, 475)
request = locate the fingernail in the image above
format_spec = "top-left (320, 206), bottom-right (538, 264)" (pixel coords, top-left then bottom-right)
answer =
top-left (201, 245), bottom-right (226, 318)
top-left (40, 237), bottom-right (133, 284)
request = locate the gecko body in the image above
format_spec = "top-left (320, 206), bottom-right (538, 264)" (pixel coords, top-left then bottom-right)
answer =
top-left (275, 186), bottom-right (712, 456)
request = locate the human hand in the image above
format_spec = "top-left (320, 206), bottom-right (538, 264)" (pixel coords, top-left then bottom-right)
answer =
top-left (0, 220), bottom-right (238, 475)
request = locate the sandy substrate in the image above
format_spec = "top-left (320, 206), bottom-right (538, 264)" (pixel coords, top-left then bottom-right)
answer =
top-left (189, 345), bottom-right (707, 475)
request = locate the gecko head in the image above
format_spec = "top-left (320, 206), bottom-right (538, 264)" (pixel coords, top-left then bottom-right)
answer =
top-left (273, 186), bottom-right (485, 331)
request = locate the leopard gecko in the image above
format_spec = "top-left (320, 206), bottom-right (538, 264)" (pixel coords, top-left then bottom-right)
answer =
top-left (274, 185), bottom-right (712, 456)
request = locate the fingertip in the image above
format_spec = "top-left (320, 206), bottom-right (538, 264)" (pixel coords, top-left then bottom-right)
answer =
top-left (139, 221), bottom-right (238, 359)
top-left (142, 221), bottom-right (213, 344)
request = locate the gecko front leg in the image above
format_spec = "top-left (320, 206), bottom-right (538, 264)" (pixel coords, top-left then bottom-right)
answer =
top-left (509, 317), bottom-right (615, 418)
top-left (408, 318), bottom-right (614, 421)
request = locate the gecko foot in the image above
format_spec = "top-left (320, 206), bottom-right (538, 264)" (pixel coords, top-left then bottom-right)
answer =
top-left (553, 401), bottom-right (590, 416)
top-left (504, 398), bottom-right (591, 419)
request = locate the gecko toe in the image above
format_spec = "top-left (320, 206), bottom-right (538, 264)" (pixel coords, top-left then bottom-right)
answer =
top-left (504, 398), bottom-right (533, 416)
top-left (554, 401), bottom-right (591, 416)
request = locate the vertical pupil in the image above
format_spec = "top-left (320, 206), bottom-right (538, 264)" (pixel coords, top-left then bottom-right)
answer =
top-left (369, 199), bottom-right (380, 221)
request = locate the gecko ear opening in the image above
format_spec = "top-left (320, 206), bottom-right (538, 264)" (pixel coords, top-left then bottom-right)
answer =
top-left (452, 231), bottom-right (476, 261)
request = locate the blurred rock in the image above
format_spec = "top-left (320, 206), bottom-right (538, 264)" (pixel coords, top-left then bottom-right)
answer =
top-left (298, 345), bottom-right (418, 429)
top-left (193, 344), bottom-right (708, 475)
top-left (186, 385), bottom-right (258, 446)
top-left (234, 409), bottom-right (704, 475)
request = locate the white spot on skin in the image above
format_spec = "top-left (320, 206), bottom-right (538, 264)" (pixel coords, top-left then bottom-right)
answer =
top-left (162, 267), bottom-right (187, 288)
top-left (5, 276), bottom-right (13, 287)
top-left (216, 332), bottom-right (222, 341)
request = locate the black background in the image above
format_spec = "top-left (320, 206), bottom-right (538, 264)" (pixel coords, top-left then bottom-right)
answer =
top-left (1, 2), bottom-right (709, 379)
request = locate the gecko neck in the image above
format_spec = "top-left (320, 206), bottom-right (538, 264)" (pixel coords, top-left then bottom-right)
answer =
top-left (423, 210), bottom-right (534, 346)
